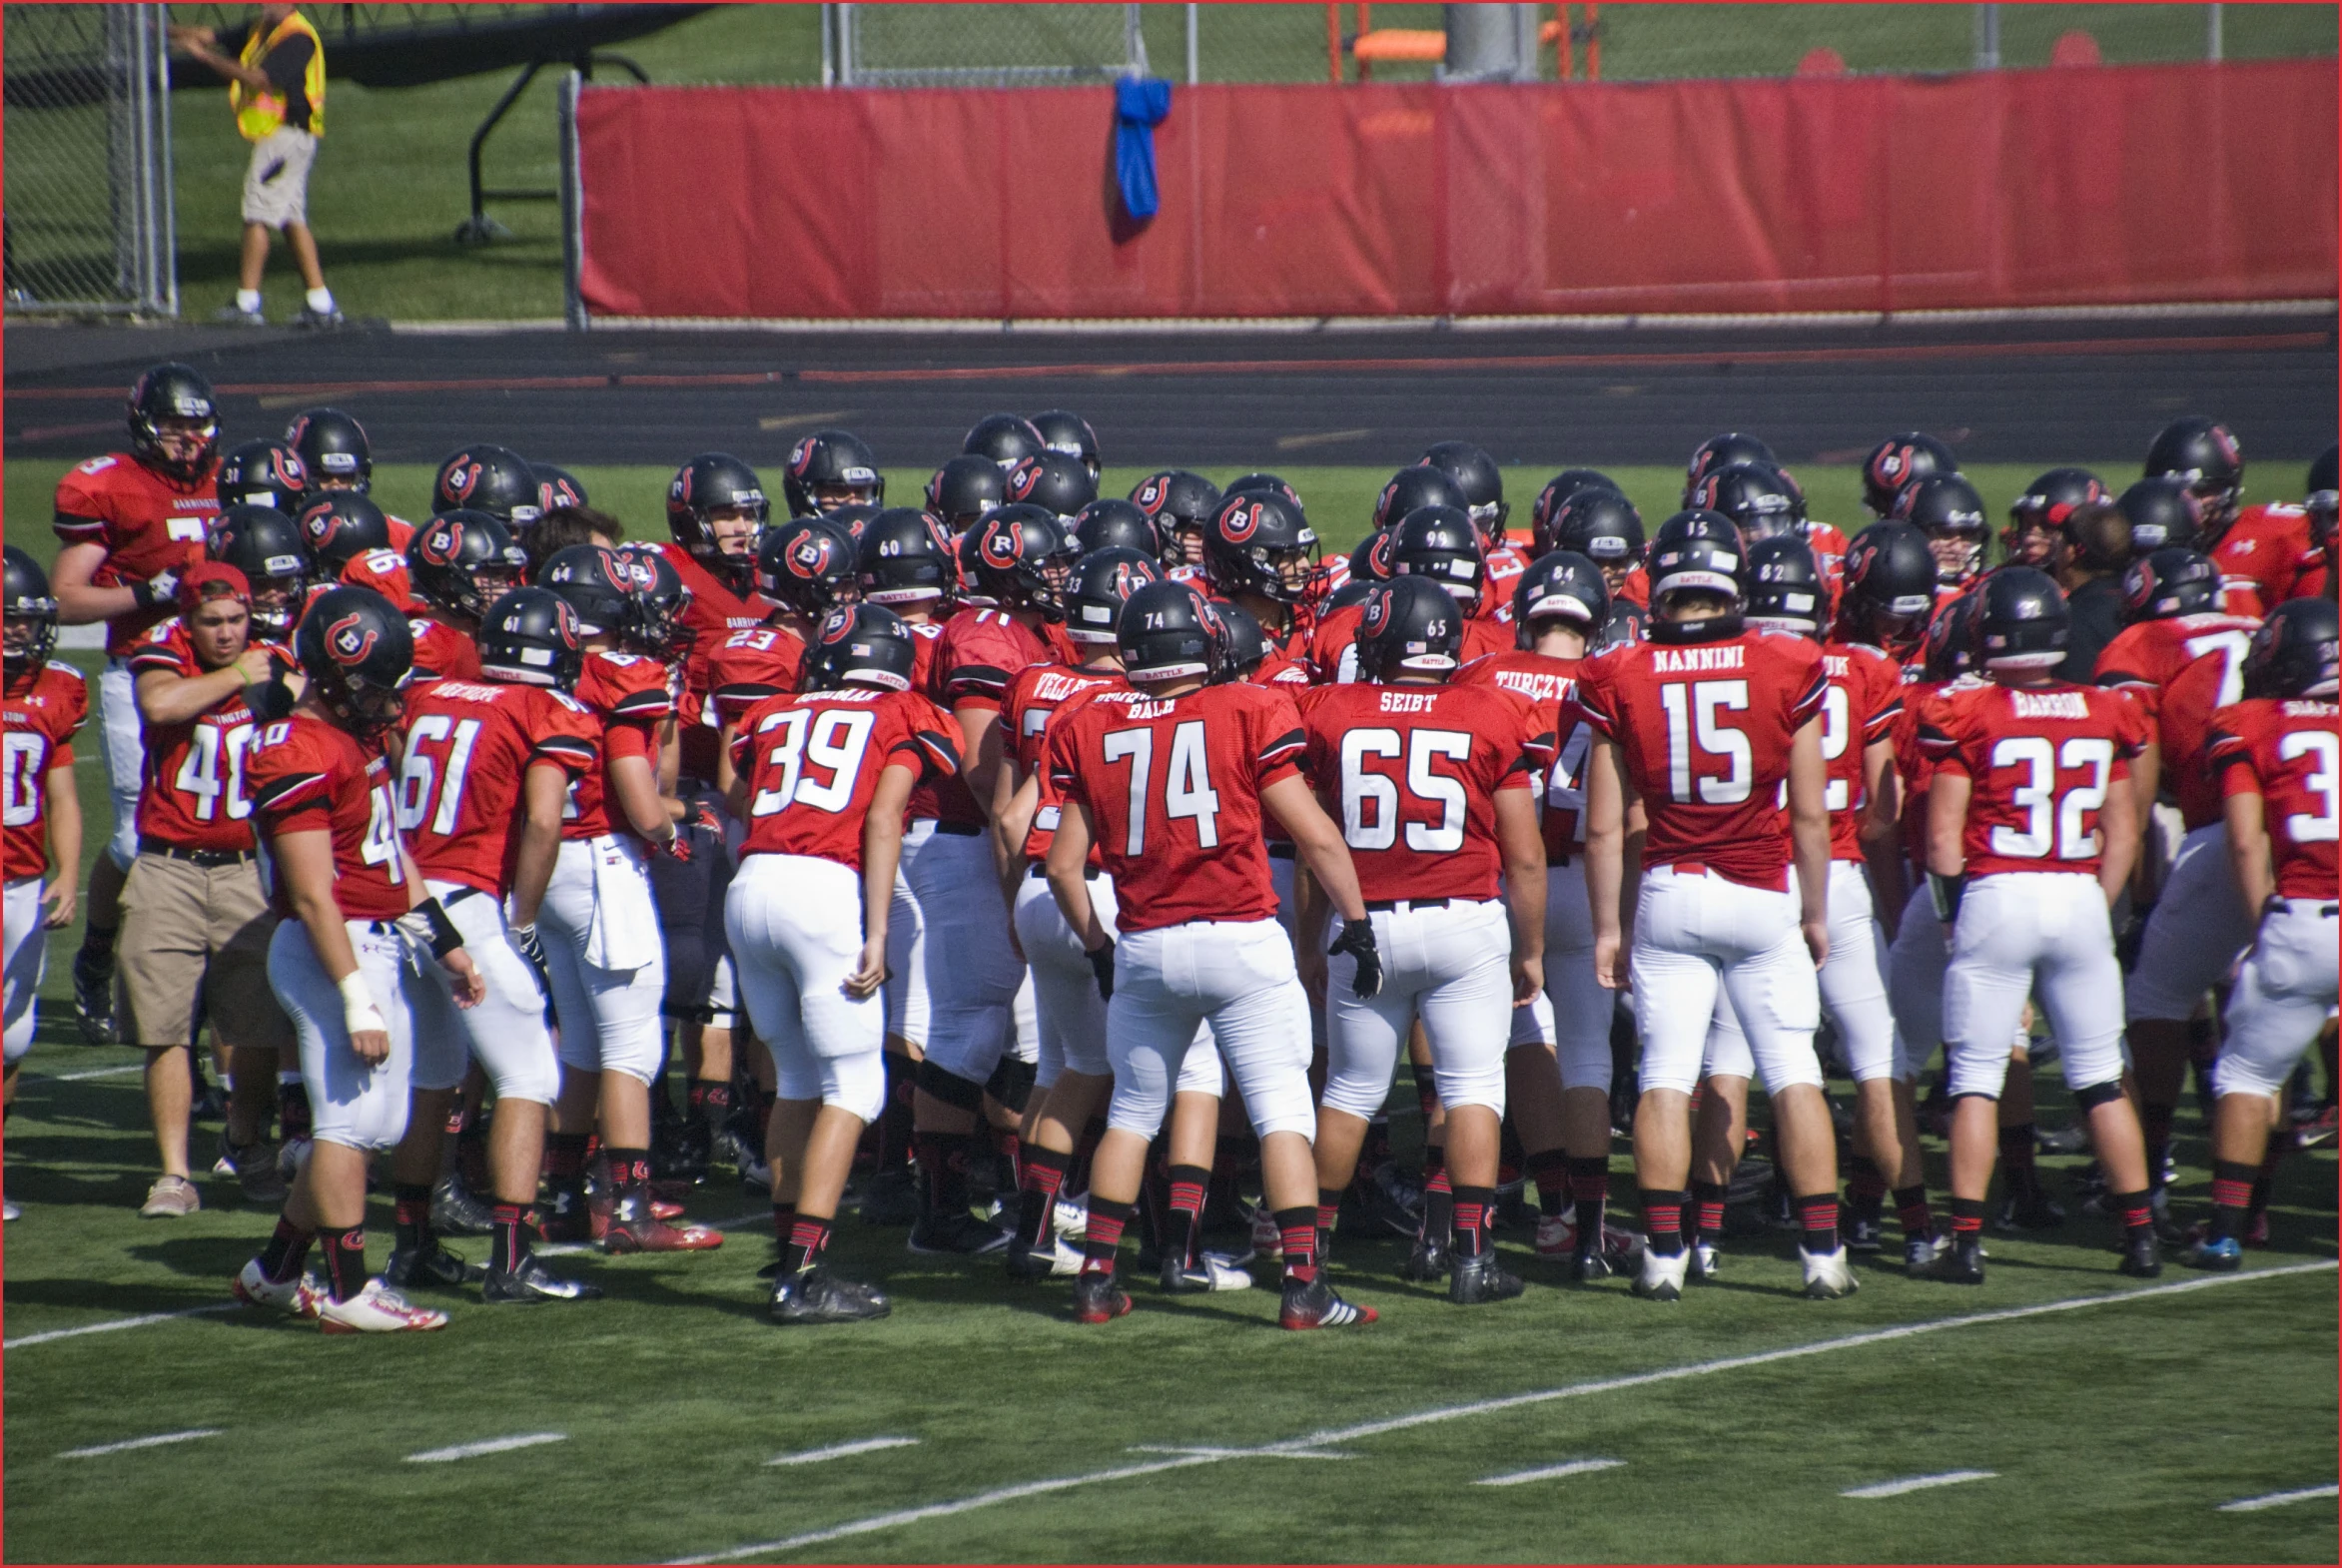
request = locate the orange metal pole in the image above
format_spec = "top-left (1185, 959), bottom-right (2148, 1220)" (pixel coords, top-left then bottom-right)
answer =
top-left (1327, 2), bottom-right (1342, 82)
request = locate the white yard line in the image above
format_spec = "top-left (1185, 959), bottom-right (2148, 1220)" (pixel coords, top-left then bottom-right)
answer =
top-left (1843, 1469), bottom-right (1996, 1499)
top-left (34, 1063), bottom-right (145, 1083)
top-left (767, 1437), bottom-right (920, 1467)
top-left (1476, 1458), bottom-right (1625, 1487)
top-left (1128, 1444), bottom-right (1352, 1461)
top-left (4, 1303), bottom-right (238, 1349)
top-left (405, 1433), bottom-right (568, 1463)
top-left (57, 1428), bottom-right (222, 1459)
top-left (2218, 1483), bottom-right (2340, 1513)
top-left (666, 1260), bottom-right (2335, 1565)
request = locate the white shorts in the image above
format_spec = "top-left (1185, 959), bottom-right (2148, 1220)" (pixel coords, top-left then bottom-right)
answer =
top-left (1886, 879), bottom-right (1948, 1063)
top-left (2126, 823), bottom-right (2257, 1022)
top-left (1543, 857), bottom-right (1615, 1092)
top-left (725, 854), bottom-right (885, 1121)
top-left (539, 835), bottom-right (666, 1084)
top-left (1944, 873), bottom-right (2124, 1099)
top-left (1012, 969), bottom-right (1039, 1067)
top-left (1107, 919), bottom-right (1314, 1142)
top-left (241, 126), bottom-right (318, 229)
top-left (901, 825), bottom-right (1020, 1085)
top-left (1810, 860), bottom-right (1905, 1084)
top-left (1269, 850), bottom-right (1328, 1056)
top-left (267, 916), bottom-right (419, 1153)
top-left (882, 834), bottom-right (928, 1049)
top-left (1629, 866), bottom-right (1823, 1098)
top-left (2212, 901), bottom-right (2340, 1099)
top-left (1014, 870), bottom-right (1223, 1095)
top-left (4, 875), bottom-right (46, 1063)
top-left (98, 660), bottom-right (141, 872)
top-left (1508, 987), bottom-right (1555, 1049)
top-left (404, 881), bottom-right (560, 1105)
top-left (1324, 899), bottom-right (1512, 1119)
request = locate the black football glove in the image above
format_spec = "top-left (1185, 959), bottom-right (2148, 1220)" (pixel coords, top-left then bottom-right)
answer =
top-left (1328, 917), bottom-right (1383, 999)
top-left (1086, 939), bottom-right (1115, 1001)
top-left (2114, 903), bottom-right (2152, 971)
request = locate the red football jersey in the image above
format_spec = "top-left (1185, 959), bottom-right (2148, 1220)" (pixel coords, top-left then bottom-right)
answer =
top-left (397, 677), bottom-right (601, 895)
top-left (2210, 502), bottom-right (2315, 620)
top-left (1297, 681), bottom-right (1542, 903)
top-left (1009, 667), bottom-right (1129, 863)
top-left (1046, 680), bottom-right (1305, 933)
top-left (566, 652), bottom-right (673, 841)
top-left (1893, 675), bottom-right (1961, 868)
top-left (925, 608), bottom-right (1060, 828)
top-left (52, 451), bottom-right (221, 656)
top-left (1454, 649), bottom-right (1589, 862)
top-left (408, 615), bottom-right (483, 683)
top-left (1918, 679), bottom-right (2150, 879)
top-left (1307, 601), bottom-right (1511, 685)
top-left (339, 548), bottom-right (422, 613)
top-left (2209, 696), bottom-right (2341, 900)
top-left (653, 542), bottom-right (774, 781)
top-left (731, 688), bottom-right (960, 868)
top-left (2093, 611), bottom-right (2260, 724)
top-left (1572, 628), bottom-right (1829, 892)
top-left (2, 663), bottom-right (89, 879)
top-left (1815, 640), bottom-right (1906, 861)
top-left (127, 620), bottom-right (292, 853)
top-left (1483, 543), bottom-right (1531, 622)
top-left (2156, 651), bottom-right (2233, 832)
top-left (246, 713), bottom-right (410, 920)
top-left (704, 625), bottom-right (806, 733)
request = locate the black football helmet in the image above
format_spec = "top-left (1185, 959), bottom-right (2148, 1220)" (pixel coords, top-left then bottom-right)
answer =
top-left (1647, 509), bottom-right (1746, 605)
top-left (1214, 599), bottom-right (1271, 682)
top-left (784, 430), bottom-right (882, 517)
top-left (965, 502), bottom-right (1079, 618)
top-left (1004, 450), bottom-right (1099, 519)
top-left (1596, 596), bottom-right (1649, 653)
top-left (2144, 415), bottom-right (2244, 535)
top-left (1862, 432), bottom-right (1957, 517)
top-left (804, 603), bottom-right (919, 693)
top-left (1835, 519), bottom-right (1937, 659)
top-left (3, 546), bottom-right (60, 674)
top-left (1388, 505), bottom-right (1488, 608)
top-left (1545, 487), bottom-right (1646, 580)
top-left (1129, 469), bottom-right (1222, 567)
top-left (855, 507), bottom-right (956, 608)
top-left (284, 406), bottom-right (371, 491)
top-left (666, 452), bottom-right (769, 588)
top-left (1689, 461), bottom-right (1802, 542)
top-left (1226, 472), bottom-right (1303, 507)
top-left (1373, 464), bottom-right (1470, 533)
top-left (1346, 532), bottom-right (1395, 593)
top-left (1971, 566), bottom-right (2068, 671)
top-left (539, 545), bottom-right (640, 639)
top-left (756, 517), bottom-right (860, 617)
top-left (928, 454), bottom-right (1007, 533)
top-left (821, 501), bottom-right (884, 542)
top-left (477, 585), bottom-right (585, 689)
top-left (207, 505), bottom-right (311, 640)
top-left (1355, 576), bottom-right (1463, 682)
top-left (294, 585), bottom-right (413, 738)
top-left (1512, 549), bottom-right (1610, 637)
top-left (1419, 440), bottom-right (1508, 539)
top-left (1530, 469), bottom-right (1623, 550)
top-left (2115, 475), bottom-right (2205, 553)
top-left (2242, 595), bottom-right (2339, 700)
top-left (1204, 491), bottom-right (1321, 606)
top-left (1923, 591), bottom-right (1981, 683)
top-left (1684, 431), bottom-right (1776, 506)
top-left (2005, 467), bottom-right (2107, 564)
top-left (964, 412), bottom-right (1046, 469)
top-left (216, 439), bottom-right (310, 512)
top-left (433, 445), bottom-right (540, 527)
top-left (1119, 579), bottom-right (1224, 683)
top-left (2309, 444), bottom-right (2339, 557)
top-left (1324, 576), bottom-right (1379, 615)
top-left (1744, 534), bottom-right (1826, 636)
top-left (410, 509), bottom-right (528, 622)
top-left (535, 463), bottom-right (589, 514)
top-left (1892, 472), bottom-right (1989, 586)
top-left (1073, 498), bottom-right (1161, 559)
top-left (613, 541), bottom-right (695, 662)
top-left (128, 363), bottom-right (220, 482)
top-left (298, 492), bottom-right (392, 572)
top-left (1063, 546), bottom-right (1162, 646)
top-left (1029, 410), bottom-right (1102, 481)
top-left (2120, 547), bottom-right (2223, 624)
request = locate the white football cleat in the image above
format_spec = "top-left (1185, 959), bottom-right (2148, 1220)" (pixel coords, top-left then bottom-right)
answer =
top-left (1534, 1213), bottom-right (1576, 1256)
top-left (232, 1257), bottom-right (322, 1318)
top-left (1690, 1238), bottom-right (1722, 1281)
top-left (1051, 1191), bottom-right (1089, 1240)
top-left (1163, 1250), bottom-right (1255, 1292)
top-left (3, 1196), bottom-right (20, 1222)
top-left (317, 1278), bottom-right (449, 1333)
top-left (1633, 1246), bottom-right (1689, 1301)
top-left (1801, 1244), bottom-right (1859, 1300)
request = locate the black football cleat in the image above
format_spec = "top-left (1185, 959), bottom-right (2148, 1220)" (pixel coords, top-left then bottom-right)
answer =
top-left (1448, 1251), bottom-right (1525, 1305)
top-left (1994, 1185), bottom-right (2066, 1232)
top-left (1569, 1247), bottom-right (1614, 1283)
top-left (482, 1254), bottom-right (603, 1303)
top-left (386, 1241), bottom-right (485, 1292)
top-left (429, 1173), bottom-right (494, 1236)
top-left (857, 1167), bottom-right (921, 1226)
top-left (2117, 1231), bottom-right (2163, 1278)
top-left (907, 1209), bottom-right (1012, 1256)
top-left (71, 950), bottom-right (117, 1044)
top-left (1279, 1273), bottom-right (1377, 1329)
top-left (771, 1265), bottom-right (892, 1323)
top-left (1845, 1212), bottom-right (1885, 1253)
top-left (1928, 1234), bottom-right (1985, 1285)
top-left (1071, 1268), bottom-right (1133, 1323)
top-left (1398, 1227), bottom-right (1452, 1283)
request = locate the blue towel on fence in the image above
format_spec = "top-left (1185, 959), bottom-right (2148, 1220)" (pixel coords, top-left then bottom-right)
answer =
top-left (1115, 77), bottom-right (1171, 222)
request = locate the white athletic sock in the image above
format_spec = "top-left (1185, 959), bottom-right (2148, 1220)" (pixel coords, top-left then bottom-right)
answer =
top-left (236, 289), bottom-right (262, 313)
top-left (305, 287), bottom-right (335, 314)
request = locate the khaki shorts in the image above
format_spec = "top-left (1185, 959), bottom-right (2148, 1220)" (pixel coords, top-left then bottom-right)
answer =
top-left (117, 850), bottom-right (293, 1054)
top-left (241, 126), bottom-right (317, 228)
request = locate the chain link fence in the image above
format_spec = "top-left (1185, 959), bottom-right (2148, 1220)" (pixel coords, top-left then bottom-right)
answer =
top-left (829, 3), bottom-right (1146, 87)
top-left (4, 3), bottom-right (178, 317)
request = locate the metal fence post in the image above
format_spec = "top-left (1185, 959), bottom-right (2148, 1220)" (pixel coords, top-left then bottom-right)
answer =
top-left (1186, 2), bottom-right (1199, 84)
top-left (150, 5), bottom-right (177, 315)
top-left (2207, 3), bottom-right (2223, 62)
top-left (1974, 3), bottom-right (2000, 69)
top-left (839, 3), bottom-right (855, 86)
top-left (558, 69), bottom-right (586, 331)
top-left (819, 3), bottom-right (834, 86)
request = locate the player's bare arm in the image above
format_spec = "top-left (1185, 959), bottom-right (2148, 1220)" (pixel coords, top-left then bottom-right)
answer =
top-left (48, 541), bottom-right (142, 626)
top-left (1043, 796), bottom-right (1110, 955)
top-left (2221, 785), bottom-right (2276, 916)
top-left (505, 760), bottom-right (569, 932)
top-left (1495, 788), bottom-right (1546, 1005)
top-left (851, 764), bottom-right (917, 998)
top-left (1788, 714), bottom-right (1832, 968)
top-left (41, 760), bottom-right (80, 929)
top-left (1583, 734), bottom-right (1633, 990)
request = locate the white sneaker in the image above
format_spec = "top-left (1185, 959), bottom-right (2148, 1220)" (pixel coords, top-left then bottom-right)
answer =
top-left (1164, 1250), bottom-right (1255, 1292)
top-left (1249, 1204), bottom-right (1283, 1261)
top-left (232, 1257), bottom-right (322, 1318)
top-left (1801, 1244), bottom-right (1859, 1299)
top-left (1690, 1238), bottom-right (1722, 1281)
top-left (1534, 1213), bottom-right (1576, 1256)
top-left (3, 1196), bottom-right (19, 1222)
top-left (1633, 1246), bottom-right (1690, 1301)
top-left (318, 1277), bottom-right (449, 1334)
top-left (1051, 1191), bottom-right (1089, 1240)
top-left (277, 1136), bottom-right (312, 1184)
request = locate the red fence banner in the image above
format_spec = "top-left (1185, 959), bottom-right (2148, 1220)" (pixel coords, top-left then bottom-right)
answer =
top-left (574, 61), bottom-right (2336, 320)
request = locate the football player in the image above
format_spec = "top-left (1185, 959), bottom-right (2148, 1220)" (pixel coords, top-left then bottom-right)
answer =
top-left (1005, 450), bottom-right (1100, 522)
top-left (1030, 410), bottom-right (1103, 483)
top-left (783, 429), bottom-right (884, 517)
top-left (233, 585), bottom-right (484, 1332)
top-left (391, 586), bottom-right (606, 1303)
top-left (406, 509), bottom-right (529, 682)
top-left (1045, 580), bottom-right (1384, 1328)
top-left (431, 444), bottom-right (540, 531)
top-left (1071, 498), bottom-right (1162, 560)
top-left (297, 491), bottom-right (394, 582)
top-left (2288, 447), bottom-right (2337, 601)
top-left (1375, 465), bottom-right (1471, 536)
top-left (1419, 441), bottom-right (1530, 603)
top-left (1130, 469), bottom-right (1223, 574)
top-left (1299, 577), bottom-right (1551, 1303)
top-left (1893, 472), bottom-right (1989, 591)
top-left (1545, 487), bottom-right (1650, 648)
top-left (1202, 490), bottom-right (1320, 661)
top-left (2004, 468), bottom-right (2108, 570)
top-left (2, 549), bottom-right (86, 1222)
top-left (207, 504), bottom-right (312, 642)
top-left (2186, 598), bottom-right (2340, 1268)
top-left (284, 407), bottom-right (372, 498)
top-left (929, 454), bottom-right (1009, 536)
top-left (1682, 432), bottom-right (1777, 508)
top-left (214, 439), bottom-right (310, 515)
top-left (1861, 432), bottom-right (1958, 519)
top-left (1577, 512), bottom-right (1858, 1301)
top-left (2142, 416), bottom-right (2303, 619)
top-left (1919, 568), bottom-right (2160, 1284)
top-left (964, 412), bottom-right (1047, 469)
top-left (49, 364), bottom-right (223, 1046)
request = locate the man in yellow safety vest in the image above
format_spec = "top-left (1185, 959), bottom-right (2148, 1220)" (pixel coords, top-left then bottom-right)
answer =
top-left (171, 6), bottom-right (341, 328)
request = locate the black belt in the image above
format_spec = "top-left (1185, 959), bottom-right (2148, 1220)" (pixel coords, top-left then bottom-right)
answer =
top-left (1364, 897), bottom-right (1454, 913)
top-left (1029, 863), bottom-right (1102, 882)
top-left (139, 837), bottom-right (254, 868)
top-left (1267, 843), bottom-right (1296, 861)
top-left (932, 821), bottom-right (984, 838)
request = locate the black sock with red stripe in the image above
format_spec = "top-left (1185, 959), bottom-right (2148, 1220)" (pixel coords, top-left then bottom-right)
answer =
top-left (1017, 1144), bottom-right (1071, 1249)
top-left (688, 1078), bottom-right (732, 1132)
top-left (1893, 1183), bottom-right (1935, 1242)
top-left (916, 1131), bottom-right (972, 1218)
top-left (876, 1058), bottom-right (914, 1174)
top-left (1798, 1191), bottom-right (1841, 1254)
top-left (259, 1216), bottom-right (314, 1284)
top-left (1081, 1196), bottom-right (1134, 1274)
top-left (1420, 1149), bottom-right (1453, 1245)
top-left (1846, 1157), bottom-right (1888, 1225)
top-left (2208, 1160), bottom-right (2255, 1242)
top-left (1451, 1185), bottom-right (1494, 1257)
top-left (1276, 1206), bottom-right (1320, 1283)
top-left (392, 1182), bottom-right (433, 1254)
top-left (1949, 1196), bottom-right (1986, 1236)
top-left (1165, 1165), bottom-right (1208, 1269)
top-left (319, 1224), bottom-right (368, 1302)
top-left (1315, 1187), bottom-right (1343, 1240)
top-left (1567, 1157), bottom-right (1608, 1247)
top-left (2111, 1188), bottom-right (2155, 1240)
top-left (783, 1212), bottom-right (832, 1274)
top-left (489, 1202), bottom-right (529, 1273)
top-left (1640, 1188), bottom-right (1685, 1256)
top-left (1689, 1179), bottom-right (1728, 1248)
top-left (1528, 1149), bottom-right (1570, 1219)
top-left (1997, 1124), bottom-right (2040, 1192)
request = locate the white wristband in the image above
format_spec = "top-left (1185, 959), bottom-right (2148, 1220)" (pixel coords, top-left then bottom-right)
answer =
top-left (338, 970), bottom-right (387, 1037)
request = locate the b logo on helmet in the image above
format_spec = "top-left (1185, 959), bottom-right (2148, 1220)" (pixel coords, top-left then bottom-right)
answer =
top-left (326, 612), bottom-right (379, 666)
top-left (1362, 588), bottom-right (1392, 636)
top-left (1007, 459), bottom-right (1040, 500)
top-left (1135, 478), bottom-right (1165, 511)
top-left (819, 607), bottom-right (856, 645)
top-left (787, 533), bottom-right (834, 579)
top-left (442, 458), bottom-right (481, 503)
top-left (416, 522), bottom-right (459, 566)
top-left (789, 438), bottom-right (816, 476)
